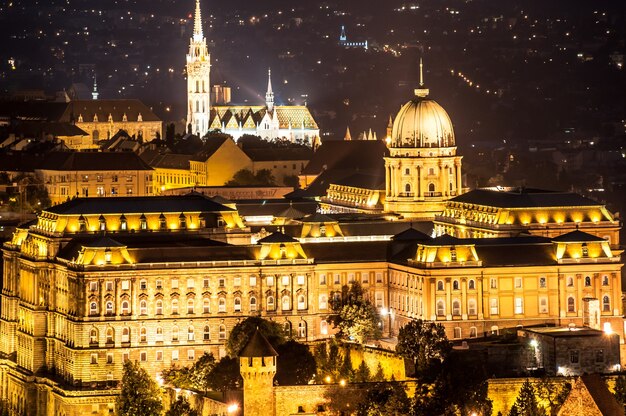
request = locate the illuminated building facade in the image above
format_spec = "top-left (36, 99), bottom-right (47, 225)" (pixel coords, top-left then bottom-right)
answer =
top-left (186, 0), bottom-right (211, 135)
top-left (384, 62), bottom-right (464, 219)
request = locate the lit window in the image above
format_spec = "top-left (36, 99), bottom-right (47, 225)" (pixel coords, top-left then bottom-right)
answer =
top-left (140, 327), bottom-right (147, 343)
top-left (171, 279), bottom-right (179, 289)
top-left (468, 299), bottom-right (476, 315)
top-left (219, 325), bottom-right (226, 339)
top-left (514, 278), bottom-right (522, 289)
top-left (203, 298), bottom-right (210, 314)
top-left (171, 299), bottom-right (179, 315)
top-left (89, 328), bottom-right (98, 344)
top-left (234, 277), bottom-right (241, 287)
top-left (249, 276), bottom-right (257, 287)
top-left (282, 275), bottom-right (290, 286)
top-left (266, 276), bottom-right (274, 286)
top-left (320, 320), bottom-right (328, 335)
top-left (376, 273), bottom-right (383, 283)
top-left (172, 350), bottom-right (179, 361)
top-left (514, 297), bottom-right (523, 314)
top-left (105, 301), bottom-right (114, 315)
top-left (188, 326), bottom-right (195, 341)
top-left (234, 297), bottom-right (242, 312)
top-left (282, 296), bottom-right (291, 310)
top-left (298, 321), bottom-right (306, 338)
top-left (121, 280), bottom-right (130, 291)
top-left (218, 298), bottom-right (226, 313)
top-left (567, 297), bottom-right (575, 313)
top-left (122, 327), bottom-right (130, 343)
top-left (250, 297), bottom-right (257, 312)
top-left (188, 349), bottom-right (195, 361)
top-left (539, 297), bottom-right (548, 314)
top-left (89, 302), bottom-right (98, 316)
top-left (452, 300), bottom-right (461, 316)
top-left (297, 275), bottom-right (305, 285)
top-left (267, 296), bottom-right (275, 310)
top-left (139, 300), bottom-right (147, 315)
top-left (155, 327), bottom-right (163, 342)
top-left (187, 299), bottom-right (195, 314)
top-left (106, 328), bottom-right (114, 344)
top-left (436, 300), bottom-right (445, 317)
top-left (187, 278), bottom-right (195, 289)
top-left (602, 296), bottom-right (611, 312)
top-left (319, 295), bottom-right (328, 310)
top-left (172, 326), bottom-right (179, 341)
top-left (490, 298), bottom-right (498, 315)
top-left (319, 274), bottom-right (327, 285)
top-left (203, 326), bottom-right (210, 341)
top-left (156, 300), bottom-right (163, 315)
top-left (297, 295), bottom-right (306, 310)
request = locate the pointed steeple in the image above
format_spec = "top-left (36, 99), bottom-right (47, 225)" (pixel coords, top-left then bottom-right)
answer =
top-left (339, 25), bottom-right (347, 42)
top-left (193, 0), bottom-right (203, 42)
top-left (266, 68), bottom-right (274, 112)
top-left (415, 57), bottom-right (430, 98)
top-left (92, 73), bottom-right (99, 100)
top-left (344, 126), bottom-right (352, 141)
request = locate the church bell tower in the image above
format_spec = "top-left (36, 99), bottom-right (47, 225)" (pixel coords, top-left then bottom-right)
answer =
top-left (186, 0), bottom-right (211, 136)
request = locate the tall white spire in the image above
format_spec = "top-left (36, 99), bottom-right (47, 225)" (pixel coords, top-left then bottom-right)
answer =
top-left (193, 0), bottom-right (203, 41)
top-left (415, 57), bottom-right (429, 98)
top-left (266, 68), bottom-right (274, 112)
top-left (92, 73), bottom-right (99, 100)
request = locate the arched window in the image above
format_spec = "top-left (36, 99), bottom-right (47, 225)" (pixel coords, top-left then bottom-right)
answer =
top-left (203, 298), bottom-right (210, 314)
top-left (122, 327), bottom-right (130, 343)
top-left (453, 280), bottom-right (460, 291)
top-left (284, 321), bottom-right (292, 336)
top-left (156, 300), bottom-right (163, 315)
top-left (267, 296), bottom-right (275, 310)
top-left (106, 328), bottom-right (114, 344)
top-left (405, 183), bottom-right (411, 193)
top-left (121, 300), bottom-right (130, 315)
top-left (428, 183), bottom-right (436, 193)
top-left (139, 300), bottom-right (147, 315)
top-left (234, 297), bottom-right (242, 312)
top-left (436, 300), bottom-right (445, 317)
top-left (297, 295), bottom-right (306, 310)
top-left (105, 301), bottom-right (114, 315)
top-left (452, 299), bottom-right (461, 316)
top-left (298, 321), bottom-right (307, 338)
top-left (218, 298), bottom-right (226, 313)
top-left (140, 327), bottom-right (147, 343)
top-left (319, 294), bottom-right (328, 310)
top-left (491, 325), bottom-right (499, 335)
top-left (469, 327), bottom-right (477, 338)
top-left (320, 320), bottom-right (328, 335)
top-left (187, 299), bottom-right (195, 314)
top-left (567, 296), bottom-right (575, 313)
top-left (453, 327), bottom-right (462, 339)
top-left (567, 277), bottom-right (574, 287)
top-left (585, 276), bottom-right (591, 287)
top-left (282, 296), bottom-right (291, 310)
top-left (437, 280), bottom-right (444, 291)
top-left (602, 275), bottom-right (609, 286)
top-left (89, 302), bottom-right (98, 315)
top-left (468, 299), bottom-right (477, 315)
top-left (250, 297), bottom-right (257, 312)
top-left (155, 326), bottom-right (163, 342)
top-left (468, 279), bottom-right (475, 290)
top-left (89, 328), bottom-right (98, 344)
top-left (172, 326), bottom-right (179, 341)
top-left (219, 324), bottom-right (226, 339)
top-left (188, 326), bottom-right (195, 341)
top-left (171, 299), bottom-right (179, 315)
top-left (203, 325), bottom-right (210, 341)
top-left (602, 296), bottom-right (611, 312)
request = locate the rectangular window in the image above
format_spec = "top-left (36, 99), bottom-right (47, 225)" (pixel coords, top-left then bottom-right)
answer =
top-left (105, 281), bottom-right (113, 291)
top-left (539, 297), bottom-right (548, 313)
top-left (319, 274), bottom-right (327, 285)
top-left (514, 297), bottom-right (524, 314)
top-left (106, 353), bottom-right (113, 364)
top-left (539, 277), bottom-right (547, 288)
top-left (140, 280), bottom-right (147, 290)
top-left (348, 273), bottom-right (355, 283)
top-left (266, 276), bottom-right (274, 286)
top-left (376, 272), bottom-right (383, 283)
top-left (122, 352), bottom-right (129, 362)
top-left (188, 349), bottom-right (195, 360)
top-left (171, 279), bottom-right (179, 289)
top-left (91, 353), bottom-right (98, 364)
top-left (156, 280), bottom-right (162, 290)
top-left (595, 349), bottom-right (604, 363)
top-left (282, 275), bottom-right (290, 286)
top-left (234, 277), bottom-right (241, 287)
top-left (218, 278), bottom-right (225, 288)
top-left (297, 275), bottom-right (305, 285)
top-left (249, 276), bottom-right (257, 287)
top-left (514, 277), bottom-right (522, 289)
top-left (203, 278), bottom-right (210, 288)
top-left (172, 350), bottom-right (179, 361)
top-left (361, 272), bottom-right (369, 284)
top-left (334, 274), bottom-right (341, 285)
top-left (121, 280), bottom-right (130, 291)
top-left (187, 278), bottom-right (195, 289)
top-left (375, 292), bottom-right (384, 308)
top-left (490, 298), bottom-right (499, 315)
top-left (156, 351), bottom-right (163, 361)
top-left (490, 278), bottom-right (497, 289)
top-left (90, 281), bottom-right (98, 292)
top-left (570, 350), bottom-right (579, 364)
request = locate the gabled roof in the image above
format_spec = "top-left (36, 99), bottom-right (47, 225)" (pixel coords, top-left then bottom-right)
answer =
top-left (420, 234), bottom-right (466, 246)
top-left (190, 136), bottom-right (238, 162)
top-left (392, 228), bottom-right (432, 242)
top-left (552, 230), bottom-right (606, 243)
top-left (37, 151), bottom-right (153, 171)
top-left (61, 99), bottom-right (160, 123)
top-left (450, 188), bottom-right (602, 208)
top-left (301, 213), bottom-right (337, 223)
top-left (143, 152), bottom-right (192, 170)
top-left (274, 106), bottom-right (318, 129)
top-left (257, 231), bottom-right (299, 244)
top-left (301, 140), bottom-right (388, 176)
top-left (239, 329), bottom-right (278, 357)
top-left (275, 205), bottom-right (305, 219)
top-left (45, 194), bottom-right (235, 215)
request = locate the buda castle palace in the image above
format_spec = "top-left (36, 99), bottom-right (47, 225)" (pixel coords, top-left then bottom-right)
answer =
top-left (0, 1), bottom-right (623, 415)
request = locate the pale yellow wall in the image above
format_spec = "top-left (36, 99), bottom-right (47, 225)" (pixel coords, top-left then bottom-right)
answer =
top-left (76, 120), bottom-right (162, 142)
top-left (203, 139), bottom-right (252, 185)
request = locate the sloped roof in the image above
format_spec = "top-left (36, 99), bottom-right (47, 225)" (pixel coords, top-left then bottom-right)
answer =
top-left (0, 101), bottom-right (69, 121)
top-left (301, 213), bottom-right (337, 223)
top-left (275, 106), bottom-right (318, 129)
top-left (552, 230), bottom-right (606, 243)
top-left (392, 228), bottom-right (432, 242)
top-left (275, 205), bottom-right (305, 219)
top-left (302, 140), bottom-right (388, 176)
top-left (239, 329), bottom-right (278, 357)
top-left (243, 147), bottom-right (313, 162)
top-left (81, 236), bottom-right (125, 248)
top-left (45, 194), bottom-right (235, 215)
top-left (190, 136), bottom-right (234, 162)
top-left (13, 122), bottom-right (88, 137)
top-left (451, 188), bottom-right (602, 208)
top-left (257, 231), bottom-right (299, 244)
top-left (61, 99), bottom-right (160, 123)
top-left (37, 151), bottom-right (153, 171)
top-left (144, 153), bottom-right (192, 169)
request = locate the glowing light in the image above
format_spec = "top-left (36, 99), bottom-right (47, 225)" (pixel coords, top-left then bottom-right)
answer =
top-left (325, 375), bottom-right (331, 383)
top-left (604, 323), bottom-right (613, 335)
top-left (530, 339), bottom-right (538, 348)
top-left (339, 379), bottom-right (346, 387)
top-left (227, 403), bottom-right (239, 413)
top-left (380, 307), bottom-right (389, 316)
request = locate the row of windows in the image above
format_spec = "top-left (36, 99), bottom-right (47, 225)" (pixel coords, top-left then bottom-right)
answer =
top-left (318, 272), bottom-right (384, 286)
top-left (431, 275), bottom-right (612, 292)
top-left (88, 294), bottom-right (311, 316)
top-left (89, 275), bottom-right (310, 293)
top-left (89, 324), bottom-right (226, 345)
top-left (90, 348), bottom-right (198, 365)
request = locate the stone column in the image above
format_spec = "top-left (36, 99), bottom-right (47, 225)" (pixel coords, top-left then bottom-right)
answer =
top-left (430, 280), bottom-right (436, 321)
top-left (477, 276), bottom-right (484, 319)
top-left (456, 161), bottom-right (462, 194)
top-left (461, 278), bottom-right (468, 320)
top-left (445, 278), bottom-right (452, 320)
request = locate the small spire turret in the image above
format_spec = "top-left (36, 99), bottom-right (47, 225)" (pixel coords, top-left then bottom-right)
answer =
top-left (193, 0), bottom-right (203, 41)
top-left (266, 68), bottom-right (274, 112)
top-left (414, 57), bottom-right (430, 98)
top-left (92, 74), bottom-right (99, 100)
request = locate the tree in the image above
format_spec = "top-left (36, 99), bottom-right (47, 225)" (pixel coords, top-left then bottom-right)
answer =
top-left (225, 169), bottom-right (276, 186)
top-left (226, 316), bottom-right (285, 357)
top-left (614, 375), bottom-right (626, 414)
top-left (356, 381), bottom-right (410, 416)
top-left (116, 360), bottom-right (163, 416)
top-left (254, 169), bottom-right (276, 185)
top-left (165, 395), bottom-right (198, 416)
top-left (508, 380), bottom-right (545, 416)
top-left (354, 361), bottom-right (371, 383)
top-left (161, 364), bottom-right (194, 390)
top-left (372, 363), bottom-right (385, 382)
top-left (190, 352), bottom-right (216, 393)
top-left (275, 340), bottom-right (317, 385)
top-left (207, 357), bottom-right (241, 395)
top-left (339, 349), bottom-right (355, 381)
top-left (329, 282), bottom-right (381, 343)
top-left (535, 378), bottom-right (571, 416)
top-left (396, 319), bottom-right (451, 379)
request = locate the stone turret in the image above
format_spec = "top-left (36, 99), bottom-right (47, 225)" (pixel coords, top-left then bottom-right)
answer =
top-left (239, 329), bottom-right (278, 415)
